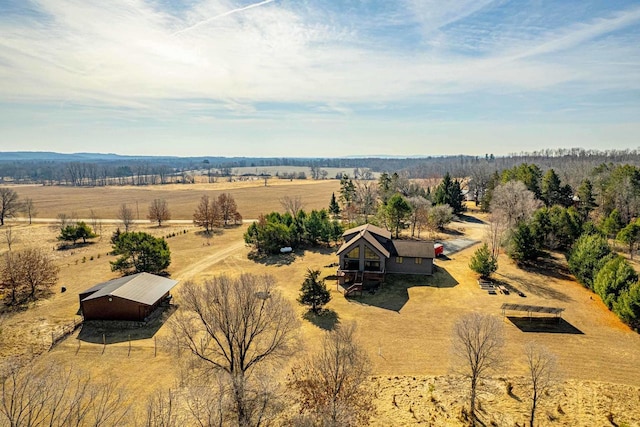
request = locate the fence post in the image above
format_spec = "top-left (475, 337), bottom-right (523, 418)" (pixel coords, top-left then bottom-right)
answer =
top-left (128, 335), bottom-right (131, 357)
top-left (154, 336), bottom-right (157, 358)
top-left (102, 333), bottom-right (106, 354)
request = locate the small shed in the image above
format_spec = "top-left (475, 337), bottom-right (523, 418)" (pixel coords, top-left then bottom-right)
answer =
top-left (79, 273), bottom-right (178, 321)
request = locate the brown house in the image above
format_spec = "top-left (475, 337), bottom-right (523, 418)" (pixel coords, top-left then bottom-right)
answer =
top-left (79, 273), bottom-right (178, 321)
top-left (336, 224), bottom-right (435, 288)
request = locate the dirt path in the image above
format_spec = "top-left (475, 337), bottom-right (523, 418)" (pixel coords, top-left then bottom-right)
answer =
top-left (172, 240), bottom-right (246, 281)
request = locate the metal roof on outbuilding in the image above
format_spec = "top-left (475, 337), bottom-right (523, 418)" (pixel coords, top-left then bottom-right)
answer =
top-left (500, 303), bottom-right (565, 315)
top-left (80, 273), bottom-right (178, 306)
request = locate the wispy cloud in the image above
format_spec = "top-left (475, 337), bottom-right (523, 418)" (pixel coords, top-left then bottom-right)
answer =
top-left (0, 0), bottom-right (638, 155)
top-left (172, 0), bottom-right (277, 36)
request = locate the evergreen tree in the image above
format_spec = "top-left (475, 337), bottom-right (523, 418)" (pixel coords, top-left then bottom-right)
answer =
top-left (329, 192), bottom-right (340, 216)
top-left (298, 269), bottom-right (331, 314)
top-left (576, 179), bottom-right (597, 220)
top-left (110, 231), bottom-right (171, 275)
top-left (434, 172), bottom-right (465, 214)
top-left (617, 221), bottom-right (640, 259)
top-left (567, 233), bottom-right (613, 290)
top-left (384, 194), bottom-right (413, 238)
top-left (469, 243), bottom-right (497, 279)
top-left (508, 222), bottom-right (542, 264)
top-left (601, 209), bottom-right (624, 238)
top-left (594, 256), bottom-right (638, 309)
top-left (613, 281), bottom-right (640, 330)
top-left (541, 169), bottom-right (562, 207)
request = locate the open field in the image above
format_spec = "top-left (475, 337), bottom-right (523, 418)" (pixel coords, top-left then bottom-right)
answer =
top-left (1, 185), bottom-right (640, 425)
top-left (6, 179), bottom-right (340, 220)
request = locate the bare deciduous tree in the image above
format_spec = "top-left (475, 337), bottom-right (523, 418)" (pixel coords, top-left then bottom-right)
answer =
top-left (22, 198), bottom-right (37, 225)
top-left (279, 195), bottom-right (304, 217)
top-left (487, 212), bottom-right (507, 259)
top-left (0, 188), bottom-right (20, 226)
top-left (287, 322), bottom-right (373, 427)
top-left (17, 247), bottom-right (59, 300)
top-left (490, 181), bottom-right (541, 229)
top-left (452, 313), bottom-right (504, 425)
top-left (118, 204), bottom-right (135, 232)
top-left (1, 247), bottom-right (59, 304)
top-left (148, 199), bottom-right (171, 227)
top-left (192, 195), bottom-right (222, 234)
top-left (354, 181), bottom-right (378, 222)
top-left (0, 360), bottom-right (130, 427)
top-left (218, 193), bottom-right (239, 226)
top-left (169, 274), bottom-right (298, 426)
top-left (408, 196), bottom-right (431, 237)
top-left (4, 226), bottom-right (15, 252)
top-left (89, 209), bottom-right (103, 239)
top-left (525, 342), bottom-right (557, 427)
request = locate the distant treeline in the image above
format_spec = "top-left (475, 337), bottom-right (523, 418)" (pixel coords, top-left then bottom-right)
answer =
top-left (2, 148), bottom-right (640, 187)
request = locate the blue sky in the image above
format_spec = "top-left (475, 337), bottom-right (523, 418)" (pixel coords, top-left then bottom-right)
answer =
top-left (1, 0), bottom-right (639, 157)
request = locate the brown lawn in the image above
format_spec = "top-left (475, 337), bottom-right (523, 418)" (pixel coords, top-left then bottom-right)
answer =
top-left (1, 188), bottom-right (640, 426)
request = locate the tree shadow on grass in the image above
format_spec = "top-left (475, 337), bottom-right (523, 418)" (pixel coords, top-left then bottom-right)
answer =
top-left (457, 214), bottom-right (486, 224)
top-left (248, 246), bottom-right (336, 267)
top-left (495, 265), bottom-right (573, 303)
top-left (302, 309), bottom-right (340, 331)
top-left (519, 253), bottom-right (573, 282)
top-left (77, 305), bottom-right (177, 344)
top-left (347, 266), bottom-right (458, 312)
top-left (507, 316), bottom-right (583, 334)
top-left (248, 251), bottom-right (298, 266)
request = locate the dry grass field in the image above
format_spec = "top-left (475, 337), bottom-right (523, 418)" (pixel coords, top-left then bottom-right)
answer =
top-left (1, 183), bottom-right (640, 426)
top-left (9, 178), bottom-right (340, 219)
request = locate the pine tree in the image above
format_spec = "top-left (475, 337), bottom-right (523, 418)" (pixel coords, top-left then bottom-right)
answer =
top-left (329, 192), bottom-right (340, 216)
top-left (469, 243), bottom-right (497, 279)
top-left (298, 269), bottom-right (331, 314)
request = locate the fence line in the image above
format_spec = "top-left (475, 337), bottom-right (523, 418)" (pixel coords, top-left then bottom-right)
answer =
top-left (49, 318), bottom-right (83, 350)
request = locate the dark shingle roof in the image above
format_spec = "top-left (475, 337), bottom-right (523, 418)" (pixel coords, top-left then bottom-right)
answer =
top-left (336, 230), bottom-right (391, 258)
top-left (80, 273), bottom-right (178, 306)
top-left (391, 240), bottom-right (435, 259)
top-left (342, 223), bottom-right (391, 240)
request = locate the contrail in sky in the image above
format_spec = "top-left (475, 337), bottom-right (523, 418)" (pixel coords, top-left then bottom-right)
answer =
top-left (172, 0), bottom-right (277, 36)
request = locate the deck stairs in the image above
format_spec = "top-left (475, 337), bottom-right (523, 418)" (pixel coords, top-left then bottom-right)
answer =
top-left (344, 271), bottom-right (364, 297)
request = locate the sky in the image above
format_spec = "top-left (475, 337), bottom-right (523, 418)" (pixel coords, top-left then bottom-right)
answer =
top-left (0, 0), bottom-right (639, 158)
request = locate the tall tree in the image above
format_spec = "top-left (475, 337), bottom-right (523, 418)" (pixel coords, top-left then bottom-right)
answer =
top-left (434, 172), bottom-right (465, 214)
top-left (524, 342), bottom-right (557, 427)
top-left (576, 179), bottom-right (597, 220)
top-left (541, 169), bottom-right (562, 207)
top-left (1, 247), bottom-right (59, 303)
top-left (192, 195), bottom-right (221, 234)
top-left (339, 175), bottom-right (356, 209)
top-left (22, 198), bottom-right (36, 225)
top-left (117, 203), bottom-right (135, 232)
top-left (452, 313), bottom-right (504, 424)
top-left (110, 232), bottom-right (170, 275)
top-left (601, 209), bottom-right (624, 238)
top-left (0, 188), bottom-right (20, 226)
top-left (170, 274), bottom-right (298, 427)
top-left (593, 256), bottom-right (638, 309)
top-left (490, 181), bottom-right (542, 229)
top-left (280, 195), bottom-right (304, 217)
top-left (148, 198), bottom-right (171, 227)
top-left (298, 268), bottom-right (331, 314)
top-left (567, 233), bottom-right (613, 290)
top-left (617, 221), bottom-right (640, 259)
top-left (613, 281), bottom-right (640, 330)
top-left (501, 163), bottom-right (542, 198)
top-left (218, 193), bottom-right (239, 226)
top-left (328, 193), bottom-right (340, 216)
top-left (287, 323), bottom-right (373, 426)
top-left (383, 194), bottom-right (412, 238)
top-left (508, 221), bottom-right (542, 264)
